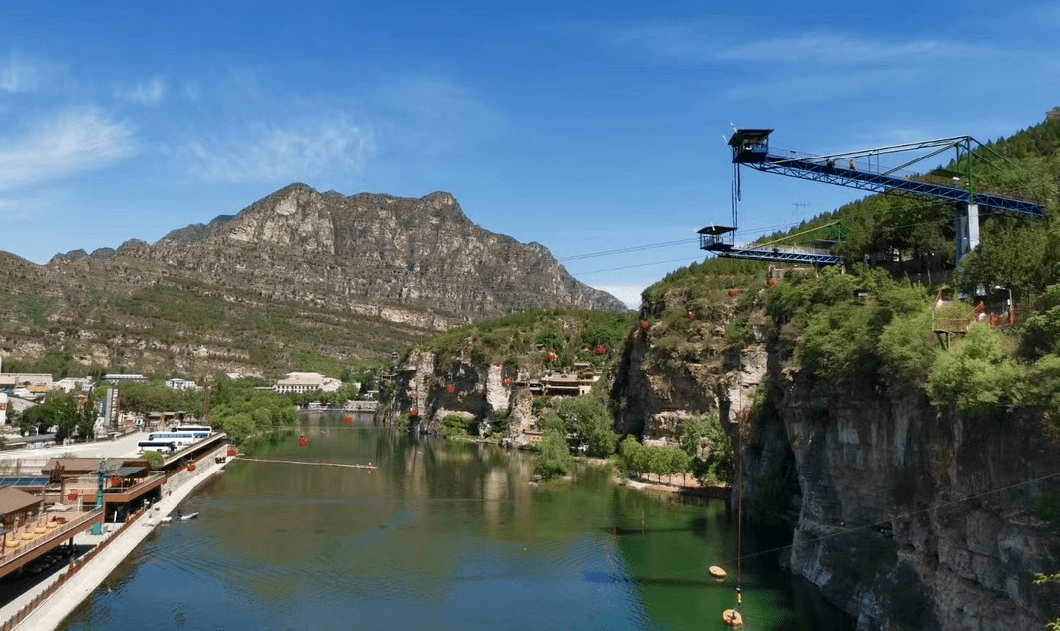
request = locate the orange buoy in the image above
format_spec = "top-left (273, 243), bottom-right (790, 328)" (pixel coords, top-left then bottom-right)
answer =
top-left (722, 609), bottom-right (742, 626)
top-left (709, 565), bottom-right (727, 580)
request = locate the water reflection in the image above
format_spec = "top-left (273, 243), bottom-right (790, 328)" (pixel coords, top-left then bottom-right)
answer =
top-left (60, 413), bottom-right (851, 631)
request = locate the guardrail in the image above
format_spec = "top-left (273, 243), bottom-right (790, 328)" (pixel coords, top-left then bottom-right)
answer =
top-left (0, 508), bottom-right (102, 567)
top-left (0, 505), bottom-right (147, 631)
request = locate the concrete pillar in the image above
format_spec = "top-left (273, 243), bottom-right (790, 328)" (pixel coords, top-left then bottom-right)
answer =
top-left (955, 203), bottom-right (980, 265)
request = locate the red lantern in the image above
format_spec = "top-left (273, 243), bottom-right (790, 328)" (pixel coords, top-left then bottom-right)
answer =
top-left (639, 320), bottom-right (650, 330)
top-left (503, 379), bottom-right (513, 387)
top-left (227, 448), bottom-right (238, 457)
top-left (187, 463), bottom-right (196, 472)
top-left (766, 278), bottom-right (776, 287)
top-left (447, 384), bottom-right (456, 394)
top-left (344, 416), bottom-right (353, 425)
top-left (688, 311), bottom-right (697, 320)
top-left (67, 493), bottom-right (78, 501)
top-left (409, 408), bottom-right (419, 417)
top-left (547, 352), bottom-right (557, 362)
top-left (728, 289), bottom-right (739, 297)
top-left (299, 435), bottom-right (308, 447)
top-left (595, 345), bottom-right (606, 355)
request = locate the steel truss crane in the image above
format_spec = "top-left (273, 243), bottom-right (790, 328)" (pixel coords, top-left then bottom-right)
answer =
top-left (711, 128), bottom-right (1044, 264)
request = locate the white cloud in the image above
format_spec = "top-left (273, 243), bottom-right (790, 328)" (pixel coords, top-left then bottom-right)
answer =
top-left (119, 76), bottom-right (167, 104)
top-left (183, 117), bottom-right (375, 184)
top-left (0, 108), bottom-right (137, 192)
top-left (0, 57), bottom-right (45, 93)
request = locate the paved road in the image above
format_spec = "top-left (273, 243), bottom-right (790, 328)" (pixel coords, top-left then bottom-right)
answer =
top-left (0, 432), bottom-right (148, 467)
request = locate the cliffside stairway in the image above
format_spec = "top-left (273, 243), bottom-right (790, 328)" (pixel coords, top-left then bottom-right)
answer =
top-left (931, 290), bottom-right (986, 348)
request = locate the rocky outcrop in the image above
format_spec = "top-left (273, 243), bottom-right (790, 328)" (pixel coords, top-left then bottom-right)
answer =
top-left (613, 297), bottom-right (1060, 631)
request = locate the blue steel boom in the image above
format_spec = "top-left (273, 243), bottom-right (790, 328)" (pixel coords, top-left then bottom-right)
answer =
top-left (728, 129), bottom-right (1044, 218)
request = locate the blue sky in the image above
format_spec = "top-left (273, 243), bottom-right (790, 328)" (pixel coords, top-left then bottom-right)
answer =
top-left (2, 1), bottom-right (1059, 308)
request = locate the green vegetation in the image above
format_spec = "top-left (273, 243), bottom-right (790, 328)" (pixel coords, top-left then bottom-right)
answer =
top-left (440, 414), bottom-right (477, 439)
top-left (16, 391), bottom-right (96, 441)
top-left (614, 436), bottom-right (691, 480)
top-left (109, 375), bottom-right (297, 444)
top-left (420, 309), bottom-right (635, 371)
top-left (141, 450), bottom-right (165, 470)
top-left (533, 429), bottom-right (573, 480)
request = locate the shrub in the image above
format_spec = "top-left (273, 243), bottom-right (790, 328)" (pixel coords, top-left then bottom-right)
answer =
top-left (928, 325), bottom-right (1022, 413)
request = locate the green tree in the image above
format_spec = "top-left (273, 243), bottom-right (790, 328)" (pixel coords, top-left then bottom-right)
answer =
top-left (554, 397), bottom-right (619, 457)
top-left (534, 429), bottom-right (573, 480)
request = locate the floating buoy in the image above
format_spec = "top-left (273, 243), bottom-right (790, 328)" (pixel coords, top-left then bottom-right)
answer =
top-left (728, 289), bottom-right (739, 297)
top-left (709, 565), bottom-right (727, 580)
top-left (187, 463), bottom-right (196, 472)
top-left (344, 416), bottom-right (353, 425)
top-left (722, 609), bottom-right (742, 627)
top-left (447, 384), bottom-right (456, 394)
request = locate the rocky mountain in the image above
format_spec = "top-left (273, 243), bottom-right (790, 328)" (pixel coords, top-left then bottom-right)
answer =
top-left (0, 184), bottom-right (625, 377)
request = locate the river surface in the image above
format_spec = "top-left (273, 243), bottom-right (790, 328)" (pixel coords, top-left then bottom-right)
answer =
top-left (60, 413), bottom-right (851, 631)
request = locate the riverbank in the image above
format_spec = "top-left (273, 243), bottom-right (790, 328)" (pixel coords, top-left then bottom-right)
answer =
top-left (0, 445), bottom-right (231, 631)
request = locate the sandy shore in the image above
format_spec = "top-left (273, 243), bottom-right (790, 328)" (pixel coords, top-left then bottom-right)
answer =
top-left (1, 446), bottom-right (230, 631)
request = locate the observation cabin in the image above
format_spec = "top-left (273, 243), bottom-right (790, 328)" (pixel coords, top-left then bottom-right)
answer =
top-left (729, 129), bottom-right (773, 164)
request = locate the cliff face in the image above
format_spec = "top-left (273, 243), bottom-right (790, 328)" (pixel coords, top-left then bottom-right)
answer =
top-left (614, 298), bottom-right (1060, 631)
top-left (0, 184), bottom-right (624, 375)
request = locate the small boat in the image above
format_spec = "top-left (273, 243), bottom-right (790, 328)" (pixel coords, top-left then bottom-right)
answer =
top-left (179, 512), bottom-right (199, 521)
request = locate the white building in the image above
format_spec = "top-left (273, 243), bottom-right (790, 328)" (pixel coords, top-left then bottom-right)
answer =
top-left (102, 373), bottom-right (148, 384)
top-left (165, 378), bottom-right (199, 391)
top-left (274, 372), bottom-right (328, 394)
top-left (53, 377), bottom-right (95, 393)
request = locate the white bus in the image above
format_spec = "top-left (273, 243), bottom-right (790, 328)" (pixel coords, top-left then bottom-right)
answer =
top-left (147, 432), bottom-right (199, 447)
top-left (173, 425), bottom-right (212, 440)
top-left (137, 440), bottom-right (178, 455)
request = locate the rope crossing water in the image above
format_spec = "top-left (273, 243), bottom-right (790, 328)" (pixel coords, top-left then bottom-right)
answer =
top-left (239, 457), bottom-right (376, 470)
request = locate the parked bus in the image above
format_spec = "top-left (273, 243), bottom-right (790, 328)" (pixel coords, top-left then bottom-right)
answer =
top-left (147, 432), bottom-right (199, 447)
top-left (173, 425), bottom-right (212, 440)
top-left (137, 440), bottom-right (178, 454)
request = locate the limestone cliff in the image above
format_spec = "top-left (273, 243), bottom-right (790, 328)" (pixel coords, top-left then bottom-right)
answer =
top-left (613, 280), bottom-right (1060, 631)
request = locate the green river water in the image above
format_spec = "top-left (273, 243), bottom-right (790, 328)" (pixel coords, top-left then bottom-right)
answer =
top-left (59, 413), bottom-right (852, 631)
